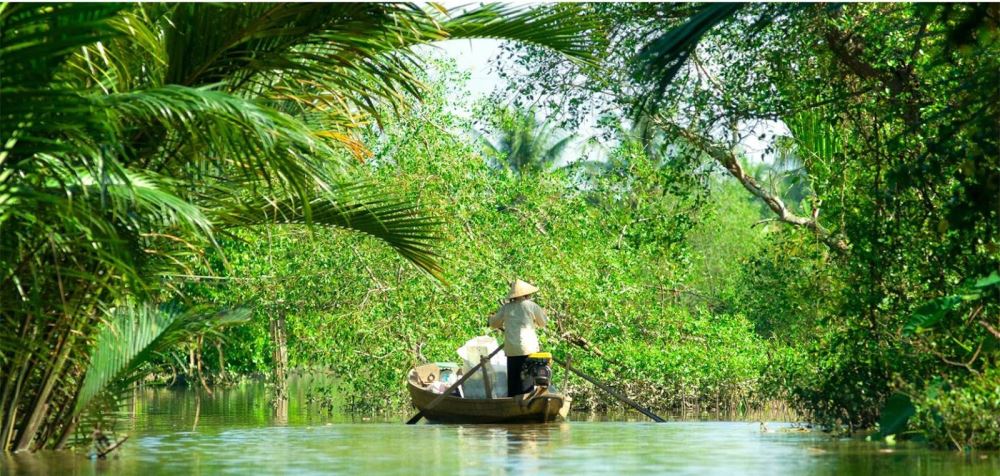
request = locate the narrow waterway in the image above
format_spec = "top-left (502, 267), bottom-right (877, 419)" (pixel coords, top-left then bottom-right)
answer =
top-left (3, 382), bottom-right (996, 475)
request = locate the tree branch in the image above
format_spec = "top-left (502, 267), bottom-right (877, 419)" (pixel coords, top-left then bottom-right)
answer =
top-left (980, 320), bottom-right (1000, 340)
top-left (823, 25), bottom-right (922, 127)
top-left (670, 125), bottom-right (850, 253)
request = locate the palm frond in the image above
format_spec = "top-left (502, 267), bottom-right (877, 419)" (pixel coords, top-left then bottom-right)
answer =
top-left (635, 3), bottom-right (743, 111)
top-left (0, 89), bottom-right (108, 162)
top-left (784, 110), bottom-right (844, 166)
top-left (105, 85), bottom-right (345, 193)
top-left (212, 183), bottom-right (444, 281)
top-left (440, 4), bottom-right (597, 66)
top-left (1, 159), bottom-right (217, 305)
top-left (482, 108), bottom-right (577, 174)
top-left (542, 135), bottom-right (578, 169)
top-left (0, 3), bottom-right (126, 86)
top-left (74, 303), bottom-right (250, 416)
top-left (476, 131), bottom-right (502, 157)
top-left (1, 5), bottom-right (127, 166)
top-left (141, 3), bottom-right (595, 132)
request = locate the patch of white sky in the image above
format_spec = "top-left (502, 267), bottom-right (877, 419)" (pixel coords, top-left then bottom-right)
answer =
top-left (417, 39), bottom-right (605, 166)
top-left (421, 39), bottom-right (504, 103)
top-left (418, 38), bottom-right (787, 167)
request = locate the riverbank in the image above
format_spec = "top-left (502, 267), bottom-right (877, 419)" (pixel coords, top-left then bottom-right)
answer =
top-left (142, 370), bottom-right (795, 423)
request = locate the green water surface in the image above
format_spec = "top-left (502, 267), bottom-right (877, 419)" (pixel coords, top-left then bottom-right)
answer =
top-left (2, 382), bottom-right (996, 475)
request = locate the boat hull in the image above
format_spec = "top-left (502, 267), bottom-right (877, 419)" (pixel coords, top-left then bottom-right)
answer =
top-left (407, 364), bottom-right (571, 424)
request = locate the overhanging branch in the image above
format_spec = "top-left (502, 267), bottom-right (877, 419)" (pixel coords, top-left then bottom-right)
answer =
top-left (671, 125), bottom-right (850, 253)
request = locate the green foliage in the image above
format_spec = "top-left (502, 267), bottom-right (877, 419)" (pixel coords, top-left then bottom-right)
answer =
top-left (499, 2), bottom-right (998, 448)
top-left (75, 303), bottom-right (250, 417)
top-left (0, 3), bottom-right (596, 452)
top-left (193, 67), bottom-right (776, 415)
top-left (912, 368), bottom-right (1000, 450)
top-left (5, 1), bottom-right (996, 455)
top-left (904, 272), bottom-right (1000, 336)
top-left (903, 296), bottom-right (966, 336)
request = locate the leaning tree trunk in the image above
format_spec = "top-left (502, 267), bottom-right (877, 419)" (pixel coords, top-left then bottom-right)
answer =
top-left (14, 329), bottom-right (76, 452)
top-left (666, 124), bottom-right (850, 253)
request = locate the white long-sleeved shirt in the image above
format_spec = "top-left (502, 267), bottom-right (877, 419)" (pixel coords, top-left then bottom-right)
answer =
top-left (489, 299), bottom-right (547, 356)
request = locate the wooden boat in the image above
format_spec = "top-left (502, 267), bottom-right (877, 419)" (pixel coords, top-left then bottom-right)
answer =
top-left (407, 363), bottom-right (571, 423)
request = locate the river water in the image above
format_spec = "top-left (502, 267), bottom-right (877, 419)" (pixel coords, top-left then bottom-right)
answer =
top-left (2, 382), bottom-right (997, 475)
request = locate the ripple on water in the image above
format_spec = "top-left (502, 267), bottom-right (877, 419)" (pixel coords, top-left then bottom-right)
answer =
top-left (2, 383), bottom-right (997, 476)
top-left (3, 421), bottom-right (997, 476)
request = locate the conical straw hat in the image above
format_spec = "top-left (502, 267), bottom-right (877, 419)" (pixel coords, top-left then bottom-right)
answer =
top-left (507, 279), bottom-right (539, 299)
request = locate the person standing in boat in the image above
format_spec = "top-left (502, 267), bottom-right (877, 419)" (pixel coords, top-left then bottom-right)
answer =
top-left (489, 279), bottom-right (548, 397)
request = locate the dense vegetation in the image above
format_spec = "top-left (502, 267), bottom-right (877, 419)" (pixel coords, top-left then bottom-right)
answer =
top-left (185, 70), bottom-right (779, 418)
top-left (498, 3), bottom-right (998, 449)
top-left (1, 2), bottom-right (996, 453)
top-left (0, 3), bottom-right (589, 451)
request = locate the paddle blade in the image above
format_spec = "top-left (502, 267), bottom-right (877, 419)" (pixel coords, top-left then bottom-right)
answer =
top-left (405, 412), bottom-right (424, 425)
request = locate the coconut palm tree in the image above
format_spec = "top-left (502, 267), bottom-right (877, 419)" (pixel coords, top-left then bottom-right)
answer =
top-left (0, 3), bottom-right (592, 452)
top-left (480, 108), bottom-right (578, 175)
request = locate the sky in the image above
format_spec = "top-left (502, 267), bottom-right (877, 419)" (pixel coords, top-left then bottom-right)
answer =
top-left (423, 39), bottom-right (606, 165)
top-left (420, 39), bottom-right (783, 166)
top-left (431, 39), bottom-right (505, 100)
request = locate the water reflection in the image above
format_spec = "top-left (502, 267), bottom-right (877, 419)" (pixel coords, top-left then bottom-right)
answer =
top-left (454, 424), bottom-right (570, 475)
top-left (191, 390), bottom-right (201, 432)
top-left (1, 382), bottom-right (997, 476)
top-left (274, 391), bottom-right (289, 426)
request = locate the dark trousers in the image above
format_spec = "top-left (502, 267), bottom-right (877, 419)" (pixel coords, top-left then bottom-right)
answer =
top-left (507, 355), bottom-right (532, 397)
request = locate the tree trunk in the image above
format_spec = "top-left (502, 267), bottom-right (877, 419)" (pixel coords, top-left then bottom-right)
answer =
top-left (270, 313), bottom-right (289, 390)
top-left (0, 313), bottom-right (36, 452)
top-left (195, 336), bottom-right (212, 396)
top-left (270, 312), bottom-right (289, 425)
top-left (188, 348), bottom-right (196, 378)
top-left (216, 340), bottom-right (225, 380)
top-left (14, 331), bottom-right (75, 452)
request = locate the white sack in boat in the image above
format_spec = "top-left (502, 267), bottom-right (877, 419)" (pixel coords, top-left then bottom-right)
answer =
top-left (456, 336), bottom-right (507, 398)
top-left (426, 381), bottom-right (451, 394)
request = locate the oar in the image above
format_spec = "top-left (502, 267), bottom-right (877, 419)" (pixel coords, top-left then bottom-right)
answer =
top-left (536, 327), bottom-right (665, 422)
top-left (551, 355), bottom-right (666, 423)
top-left (405, 345), bottom-right (504, 424)
top-left (484, 324), bottom-right (664, 421)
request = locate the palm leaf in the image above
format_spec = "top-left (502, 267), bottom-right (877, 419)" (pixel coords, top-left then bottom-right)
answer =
top-left (635, 3), bottom-right (743, 110)
top-left (633, 3), bottom-right (832, 113)
top-left (104, 85), bottom-right (345, 193)
top-left (542, 135), bottom-right (578, 169)
top-left (143, 3), bottom-right (596, 132)
top-left (74, 303), bottom-right (250, 416)
top-left (440, 4), bottom-right (597, 66)
top-left (482, 108), bottom-right (577, 174)
top-left (211, 182), bottom-right (444, 281)
top-left (0, 3), bottom-right (126, 86)
top-left (784, 110), bottom-right (843, 166)
top-left (1, 4), bottom-right (127, 165)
